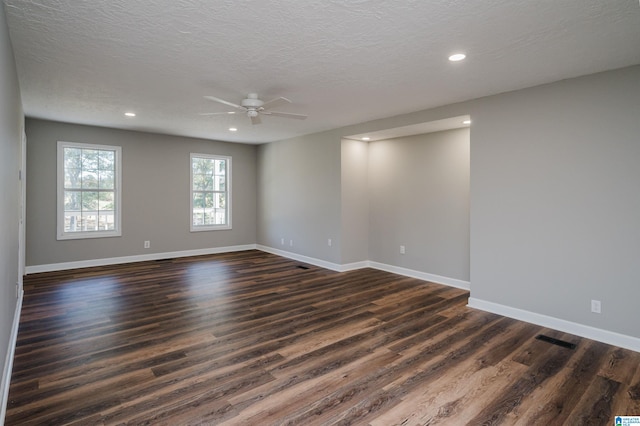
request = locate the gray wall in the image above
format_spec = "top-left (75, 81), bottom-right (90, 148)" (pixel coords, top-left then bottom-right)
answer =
top-left (259, 65), bottom-right (640, 340)
top-left (256, 132), bottom-right (342, 263)
top-left (469, 65), bottom-right (640, 338)
top-left (26, 119), bottom-right (257, 266)
top-left (0, 1), bottom-right (23, 412)
top-left (340, 138), bottom-right (369, 264)
top-left (368, 129), bottom-right (470, 281)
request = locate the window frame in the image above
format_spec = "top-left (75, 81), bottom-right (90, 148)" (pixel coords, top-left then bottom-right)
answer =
top-left (190, 153), bottom-right (232, 232)
top-left (57, 141), bottom-right (122, 240)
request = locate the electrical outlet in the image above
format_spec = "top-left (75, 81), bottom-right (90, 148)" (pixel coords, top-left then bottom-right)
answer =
top-left (591, 299), bottom-right (601, 314)
top-left (328, 238), bottom-right (332, 247)
top-left (144, 240), bottom-right (150, 249)
top-left (400, 245), bottom-right (406, 254)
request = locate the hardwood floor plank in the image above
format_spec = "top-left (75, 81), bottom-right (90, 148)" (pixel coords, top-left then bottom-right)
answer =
top-left (6, 250), bottom-right (640, 425)
top-left (565, 375), bottom-right (622, 425)
top-left (468, 340), bottom-right (578, 425)
top-left (510, 339), bottom-right (609, 425)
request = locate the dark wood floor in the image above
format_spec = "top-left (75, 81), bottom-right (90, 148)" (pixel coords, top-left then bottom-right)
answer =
top-left (6, 250), bottom-right (640, 425)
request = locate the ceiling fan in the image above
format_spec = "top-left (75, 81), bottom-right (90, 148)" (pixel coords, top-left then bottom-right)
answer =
top-left (201, 93), bottom-right (308, 125)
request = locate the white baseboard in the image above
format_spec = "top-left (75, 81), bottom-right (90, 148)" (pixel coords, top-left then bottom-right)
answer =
top-left (467, 297), bottom-right (640, 353)
top-left (1, 289), bottom-right (23, 425)
top-left (255, 245), bottom-right (470, 289)
top-left (256, 245), bottom-right (346, 272)
top-left (368, 261), bottom-right (470, 290)
top-left (25, 244), bottom-right (258, 274)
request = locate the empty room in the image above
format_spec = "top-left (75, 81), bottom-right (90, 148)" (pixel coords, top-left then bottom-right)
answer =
top-left (1, 1), bottom-right (640, 425)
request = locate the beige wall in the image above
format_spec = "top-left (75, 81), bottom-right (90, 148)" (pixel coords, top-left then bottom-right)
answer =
top-left (26, 119), bottom-right (257, 267)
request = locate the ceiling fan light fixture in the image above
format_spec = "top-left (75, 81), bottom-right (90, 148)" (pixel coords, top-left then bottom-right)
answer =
top-left (203, 93), bottom-right (307, 125)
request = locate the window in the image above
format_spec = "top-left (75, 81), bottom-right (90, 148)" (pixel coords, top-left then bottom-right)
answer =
top-left (190, 154), bottom-right (231, 231)
top-left (57, 141), bottom-right (122, 240)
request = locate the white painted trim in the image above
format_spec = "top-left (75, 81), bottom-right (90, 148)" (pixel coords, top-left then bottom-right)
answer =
top-left (56, 141), bottom-right (123, 240)
top-left (256, 245), bottom-right (345, 271)
top-left (1, 290), bottom-right (23, 425)
top-left (189, 153), bottom-right (232, 232)
top-left (25, 244), bottom-right (257, 274)
top-left (254, 246), bottom-right (470, 289)
top-left (369, 261), bottom-right (471, 290)
top-left (338, 261), bottom-right (370, 272)
top-left (467, 297), bottom-right (640, 353)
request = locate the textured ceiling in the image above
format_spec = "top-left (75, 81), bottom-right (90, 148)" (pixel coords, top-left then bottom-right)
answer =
top-left (3, 0), bottom-right (640, 143)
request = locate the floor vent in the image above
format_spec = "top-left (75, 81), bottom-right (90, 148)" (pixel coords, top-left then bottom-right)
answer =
top-left (297, 265), bottom-right (310, 270)
top-left (535, 334), bottom-right (577, 350)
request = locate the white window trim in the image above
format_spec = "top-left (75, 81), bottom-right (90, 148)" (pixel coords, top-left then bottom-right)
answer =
top-left (190, 153), bottom-right (232, 232)
top-left (57, 141), bottom-right (122, 240)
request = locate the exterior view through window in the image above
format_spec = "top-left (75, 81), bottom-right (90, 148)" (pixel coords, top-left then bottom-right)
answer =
top-left (57, 141), bottom-right (121, 240)
top-left (190, 154), bottom-right (231, 231)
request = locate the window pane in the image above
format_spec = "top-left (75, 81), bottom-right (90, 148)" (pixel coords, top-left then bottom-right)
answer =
top-left (204, 192), bottom-right (214, 209)
top-left (215, 192), bottom-right (226, 209)
top-left (82, 192), bottom-right (99, 211)
top-left (193, 192), bottom-right (204, 209)
top-left (193, 211), bottom-right (203, 226)
top-left (190, 155), bottom-right (230, 230)
top-left (64, 168), bottom-right (80, 188)
top-left (193, 174), bottom-right (213, 191)
top-left (64, 212), bottom-right (82, 232)
top-left (82, 212), bottom-right (98, 231)
top-left (214, 176), bottom-right (225, 191)
top-left (193, 158), bottom-right (210, 175)
top-left (59, 142), bottom-right (121, 239)
top-left (81, 149), bottom-right (99, 170)
top-left (81, 170), bottom-right (99, 189)
top-left (64, 191), bottom-right (82, 211)
top-left (216, 159), bottom-right (226, 174)
top-left (98, 150), bottom-right (115, 170)
top-left (64, 148), bottom-right (82, 169)
top-left (98, 191), bottom-right (114, 211)
top-left (99, 170), bottom-right (114, 189)
top-left (98, 212), bottom-right (115, 230)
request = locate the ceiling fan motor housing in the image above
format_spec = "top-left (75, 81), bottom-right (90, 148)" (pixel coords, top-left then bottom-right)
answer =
top-left (241, 93), bottom-right (264, 109)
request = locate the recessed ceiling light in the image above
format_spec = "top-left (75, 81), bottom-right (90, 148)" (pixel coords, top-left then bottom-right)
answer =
top-left (362, 137), bottom-right (370, 141)
top-left (124, 112), bottom-right (136, 117)
top-left (463, 120), bottom-right (471, 125)
top-left (229, 127), bottom-right (238, 132)
top-left (448, 53), bottom-right (466, 62)
top-left (228, 112), bottom-right (235, 114)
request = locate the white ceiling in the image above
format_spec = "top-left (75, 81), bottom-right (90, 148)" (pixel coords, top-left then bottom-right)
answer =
top-left (4, 0), bottom-right (640, 144)
top-left (345, 115), bottom-right (471, 142)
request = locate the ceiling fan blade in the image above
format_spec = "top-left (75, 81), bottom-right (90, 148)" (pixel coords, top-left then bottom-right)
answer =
top-left (250, 114), bottom-right (262, 125)
top-left (199, 111), bottom-right (236, 116)
top-left (203, 95), bottom-right (242, 109)
top-left (265, 111), bottom-right (308, 120)
top-left (262, 97), bottom-right (291, 110)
